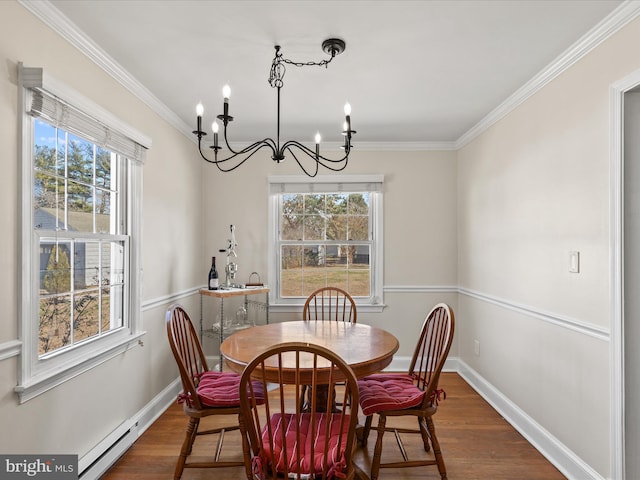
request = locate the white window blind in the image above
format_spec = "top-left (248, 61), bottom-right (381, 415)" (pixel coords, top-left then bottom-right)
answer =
top-left (21, 65), bottom-right (150, 162)
top-left (268, 175), bottom-right (384, 194)
top-left (27, 88), bottom-right (145, 162)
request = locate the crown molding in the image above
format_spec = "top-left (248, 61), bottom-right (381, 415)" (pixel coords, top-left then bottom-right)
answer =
top-left (200, 140), bottom-right (458, 152)
top-left (19, 0), bottom-right (640, 152)
top-left (355, 141), bottom-right (457, 151)
top-left (18, 0), bottom-right (192, 141)
top-left (455, 0), bottom-right (640, 150)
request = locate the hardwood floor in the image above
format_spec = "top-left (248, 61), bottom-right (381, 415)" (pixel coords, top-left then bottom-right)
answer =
top-left (101, 373), bottom-right (566, 479)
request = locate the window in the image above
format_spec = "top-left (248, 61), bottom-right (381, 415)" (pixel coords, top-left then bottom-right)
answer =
top-left (17, 64), bottom-right (150, 402)
top-left (268, 175), bottom-right (384, 309)
top-left (34, 123), bottom-right (126, 356)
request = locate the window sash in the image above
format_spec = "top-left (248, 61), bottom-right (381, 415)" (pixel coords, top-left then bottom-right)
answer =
top-left (36, 233), bottom-right (129, 358)
top-left (268, 175), bottom-right (384, 307)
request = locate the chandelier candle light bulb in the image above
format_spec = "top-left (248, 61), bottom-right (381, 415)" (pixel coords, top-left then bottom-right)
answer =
top-left (212, 120), bottom-right (219, 148)
top-left (196, 103), bottom-right (204, 134)
top-left (344, 102), bottom-right (352, 131)
top-left (221, 84), bottom-right (231, 125)
top-left (315, 132), bottom-right (321, 158)
top-left (342, 121), bottom-right (350, 149)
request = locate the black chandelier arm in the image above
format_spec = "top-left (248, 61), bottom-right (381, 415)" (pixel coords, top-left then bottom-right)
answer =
top-left (197, 139), bottom-right (275, 173)
top-left (221, 124), bottom-right (278, 156)
top-left (197, 143), bottom-right (251, 172)
top-left (196, 133), bottom-right (275, 162)
top-left (314, 152), bottom-right (351, 172)
top-left (281, 139), bottom-right (352, 165)
top-left (281, 141), bottom-right (351, 177)
top-left (285, 147), bottom-right (320, 177)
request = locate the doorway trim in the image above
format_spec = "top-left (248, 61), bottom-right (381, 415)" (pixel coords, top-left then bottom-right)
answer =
top-left (610, 68), bottom-right (640, 480)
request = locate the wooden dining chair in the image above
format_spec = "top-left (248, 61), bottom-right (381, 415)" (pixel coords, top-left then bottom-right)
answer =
top-left (165, 304), bottom-right (265, 479)
top-left (358, 303), bottom-right (455, 480)
top-left (303, 286), bottom-right (357, 323)
top-left (301, 286), bottom-right (357, 410)
top-left (238, 341), bottom-right (360, 480)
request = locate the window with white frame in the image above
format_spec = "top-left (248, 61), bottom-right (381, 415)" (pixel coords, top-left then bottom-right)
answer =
top-left (17, 64), bottom-right (150, 402)
top-left (268, 175), bottom-right (384, 308)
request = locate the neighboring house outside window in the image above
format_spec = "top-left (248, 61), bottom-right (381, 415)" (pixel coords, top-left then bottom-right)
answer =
top-left (268, 175), bottom-right (384, 310)
top-left (17, 64), bottom-right (150, 402)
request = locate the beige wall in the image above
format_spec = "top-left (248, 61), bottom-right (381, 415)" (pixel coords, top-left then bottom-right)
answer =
top-left (200, 148), bottom-right (459, 354)
top-left (457, 14), bottom-right (640, 479)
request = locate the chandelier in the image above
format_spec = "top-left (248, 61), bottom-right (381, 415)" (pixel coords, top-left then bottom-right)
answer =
top-left (193, 38), bottom-right (355, 177)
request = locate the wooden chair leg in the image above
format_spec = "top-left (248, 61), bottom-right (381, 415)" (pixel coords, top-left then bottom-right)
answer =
top-left (425, 416), bottom-right (447, 480)
top-left (186, 418), bottom-right (199, 456)
top-left (239, 414), bottom-right (253, 480)
top-left (361, 414), bottom-right (373, 446)
top-left (175, 417), bottom-right (198, 479)
top-left (370, 414), bottom-right (387, 480)
top-left (418, 416), bottom-right (431, 452)
top-left (299, 384), bottom-right (308, 411)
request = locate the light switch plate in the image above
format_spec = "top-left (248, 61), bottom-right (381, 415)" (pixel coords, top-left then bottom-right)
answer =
top-left (569, 251), bottom-right (580, 273)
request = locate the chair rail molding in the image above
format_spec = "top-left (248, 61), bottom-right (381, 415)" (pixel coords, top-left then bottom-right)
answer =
top-left (385, 284), bottom-right (609, 341)
top-left (141, 286), bottom-right (201, 312)
top-left (0, 339), bottom-right (21, 361)
top-left (384, 284), bottom-right (458, 293)
top-left (458, 287), bottom-right (609, 341)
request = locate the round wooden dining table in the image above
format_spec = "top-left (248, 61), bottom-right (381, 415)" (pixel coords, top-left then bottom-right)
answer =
top-left (220, 320), bottom-right (399, 383)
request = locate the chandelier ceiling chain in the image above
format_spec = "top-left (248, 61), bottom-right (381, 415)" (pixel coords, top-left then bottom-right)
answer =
top-left (193, 38), bottom-right (355, 177)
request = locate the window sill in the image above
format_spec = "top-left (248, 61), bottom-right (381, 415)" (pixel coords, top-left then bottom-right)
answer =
top-left (269, 304), bottom-right (386, 314)
top-left (14, 331), bottom-right (145, 403)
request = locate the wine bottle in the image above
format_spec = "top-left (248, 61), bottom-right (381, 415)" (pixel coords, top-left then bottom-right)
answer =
top-left (208, 256), bottom-right (219, 290)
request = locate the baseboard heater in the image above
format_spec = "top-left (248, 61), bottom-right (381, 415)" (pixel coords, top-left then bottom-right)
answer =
top-left (78, 419), bottom-right (139, 480)
top-left (77, 378), bottom-right (181, 479)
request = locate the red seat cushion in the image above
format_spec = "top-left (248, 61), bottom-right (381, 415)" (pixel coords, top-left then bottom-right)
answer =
top-left (258, 412), bottom-right (351, 478)
top-left (196, 371), bottom-right (265, 407)
top-left (358, 373), bottom-right (425, 416)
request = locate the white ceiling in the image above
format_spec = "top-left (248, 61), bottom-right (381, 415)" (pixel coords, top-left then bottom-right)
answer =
top-left (41, 0), bottom-right (626, 148)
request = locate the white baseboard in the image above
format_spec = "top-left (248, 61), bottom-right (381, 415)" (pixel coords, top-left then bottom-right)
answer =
top-left (385, 355), bottom-right (458, 373)
top-left (78, 377), bottom-right (181, 479)
top-left (457, 360), bottom-right (605, 480)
